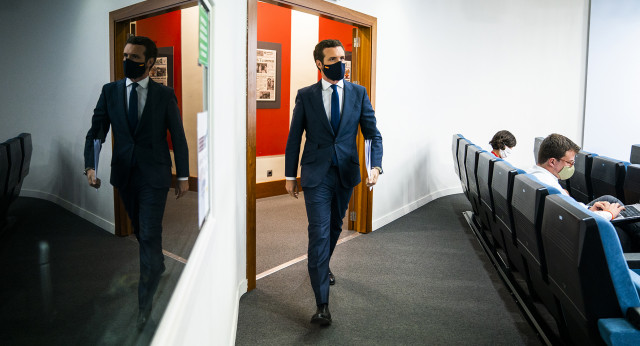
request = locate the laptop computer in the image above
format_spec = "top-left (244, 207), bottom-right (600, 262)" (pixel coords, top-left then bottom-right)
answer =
top-left (611, 203), bottom-right (640, 225)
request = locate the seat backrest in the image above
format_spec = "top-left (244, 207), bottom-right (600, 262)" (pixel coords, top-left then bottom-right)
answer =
top-left (457, 139), bottom-right (471, 196)
top-left (0, 144), bottom-right (8, 196)
top-left (624, 164), bottom-right (640, 204)
top-left (631, 144), bottom-right (640, 165)
top-left (5, 138), bottom-right (22, 193)
top-left (491, 160), bottom-right (524, 235)
top-left (542, 194), bottom-right (625, 344)
top-left (465, 144), bottom-right (483, 197)
top-left (591, 156), bottom-right (627, 202)
top-left (569, 150), bottom-right (596, 204)
top-left (533, 136), bottom-right (544, 163)
top-left (452, 134), bottom-right (463, 177)
top-left (512, 174), bottom-right (561, 277)
top-left (477, 152), bottom-right (498, 210)
top-left (17, 133), bottom-right (32, 179)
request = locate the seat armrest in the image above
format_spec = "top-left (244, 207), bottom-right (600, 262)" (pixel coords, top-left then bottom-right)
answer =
top-left (627, 307), bottom-right (640, 330)
top-left (625, 253), bottom-right (640, 269)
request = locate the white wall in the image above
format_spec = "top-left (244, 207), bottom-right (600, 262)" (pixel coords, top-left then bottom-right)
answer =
top-left (583, 0), bottom-right (640, 160)
top-left (0, 0), bottom-right (147, 232)
top-left (326, 0), bottom-right (590, 228)
top-left (152, 0), bottom-right (248, 344)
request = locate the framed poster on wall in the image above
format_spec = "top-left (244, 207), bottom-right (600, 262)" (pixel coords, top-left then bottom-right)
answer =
top-left (257, 41), bottom-right (281, 109)
top-left (150, 47), bottom-right (174, 87)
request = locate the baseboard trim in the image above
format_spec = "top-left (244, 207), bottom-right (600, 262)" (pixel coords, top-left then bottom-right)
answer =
top-left (256, 178), bottom-right (301, 199)
top-left (171, 175), bottom-right (198, 192)
top-left (20, 189), bottom-right (115, 233)
top-left (372, 186), bottom-right (463, 231)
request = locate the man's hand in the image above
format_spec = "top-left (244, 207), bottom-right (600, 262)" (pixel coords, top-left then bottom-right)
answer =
top-left (590, 201), bottom-right (625, 219)
top-left (366, 168), bottom-right (380, 188)
top-left (86, 169), bottom-right (101, 189)
top-left (285, 180), bottom-right (299, 199)
top-left (175, 180), bottom-right (189, 199)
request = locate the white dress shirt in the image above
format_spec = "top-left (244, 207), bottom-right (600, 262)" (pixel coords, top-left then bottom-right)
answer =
top-left (126, 76), bottom-right (149, 121)
top-left (528, 165), bottom-right (610, 219)
top-left (320, 78), bottom-right (344, 123)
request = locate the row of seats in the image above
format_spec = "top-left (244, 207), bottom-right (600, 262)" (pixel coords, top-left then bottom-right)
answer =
top-left (453, 134), bottom-right (640, 346)
top-left (1, 133), bottom-right (32, 230)
top-left (533, 137), bottom-right (640, 206)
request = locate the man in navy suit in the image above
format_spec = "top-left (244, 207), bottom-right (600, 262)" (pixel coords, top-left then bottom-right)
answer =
top-left (285, 39), bottom-right (383, 326)
top-left (83, 36), bottom-right (189, 330)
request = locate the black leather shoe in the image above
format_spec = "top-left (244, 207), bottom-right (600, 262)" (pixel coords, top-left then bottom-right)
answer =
top-left (137, 309), bottom-right (151, 331)
top-left (329, 269), bottom-right (335, 286)
top-left (310, 304), bottom-right (332, 326)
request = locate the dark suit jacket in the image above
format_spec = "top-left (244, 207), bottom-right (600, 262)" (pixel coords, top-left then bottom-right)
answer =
top-left (285, 80), bottom-right (383, 189)
top-left (84, 78), bottom-right (189, 189)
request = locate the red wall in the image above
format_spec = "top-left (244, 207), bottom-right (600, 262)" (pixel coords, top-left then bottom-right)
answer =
top-left (136, 10), bottom-right (183, 116)
top-left (319, 17), bottom-right (355, 52)
top-left (257, 2), bottom-right (291, 157)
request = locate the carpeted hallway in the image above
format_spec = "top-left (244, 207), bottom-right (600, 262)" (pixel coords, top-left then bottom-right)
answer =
top-left (237, 194), bottom-right (543, 345)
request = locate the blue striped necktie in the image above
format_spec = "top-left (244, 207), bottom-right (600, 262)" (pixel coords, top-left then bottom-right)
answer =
top-left (330, 84), bottom-right (340, 165)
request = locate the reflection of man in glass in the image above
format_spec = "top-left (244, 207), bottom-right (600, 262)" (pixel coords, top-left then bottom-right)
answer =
top-left (83, 36), bottom-right (189, 331)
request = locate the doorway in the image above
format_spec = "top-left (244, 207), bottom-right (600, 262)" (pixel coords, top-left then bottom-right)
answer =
top-left (246, 0), bottom-right (378, 290)
top-left (109, 1), bottom-right (207, 258)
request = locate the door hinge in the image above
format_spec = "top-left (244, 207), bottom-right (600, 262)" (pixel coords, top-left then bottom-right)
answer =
top-left (353, 37), bottom-right (360, 48)
top-left (350, 211), bottom-right (357, 221)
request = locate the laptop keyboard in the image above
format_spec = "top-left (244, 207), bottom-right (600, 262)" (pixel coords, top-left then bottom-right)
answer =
top-left (620, 205), bottom-right (640, 218)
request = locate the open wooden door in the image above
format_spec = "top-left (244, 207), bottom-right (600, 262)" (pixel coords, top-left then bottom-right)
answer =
top-left (347, 26), bottom-right (375, 234)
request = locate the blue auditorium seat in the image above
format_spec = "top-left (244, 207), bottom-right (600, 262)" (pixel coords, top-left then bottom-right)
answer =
top-left (0, 144), bottom-right (9, 225)
top-left (542, 194), bottom-right (640, 345)
top-left (569, 150), bottom-right (597, 204)
top-left (476, 152), bottom-right (500, 237)
top-left (457, 138), bottom-right (471, 199)
top-left (630, 144), bottom-right (640, 165)
top-left (511, 174), bottom-right (564, 327)
top-left (624, 164), bottom-right (640, 205)
top-left (464, 144), bottom-right (484, 215)
top-left (491, 160), bottom-right (526, 271)
top-left (12, 133), bottom-right (32, 201)
top-left (591, 156), bottom-right (629, 203)
top-left (5, 138), bottom-right (22, 201)
top-left (452, 134), bottom-right (464, 177)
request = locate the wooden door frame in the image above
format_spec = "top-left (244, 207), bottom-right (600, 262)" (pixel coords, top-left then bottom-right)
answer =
top-left (246, 0), bottom-right (377, 291)
top-left (109, 0), bottom-right (197, 236)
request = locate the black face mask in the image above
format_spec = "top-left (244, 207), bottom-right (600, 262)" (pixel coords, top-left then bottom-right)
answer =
top-left (123, 58), bottom-right (147, 80)
top-left (322, 61), bottom-right (345, 81)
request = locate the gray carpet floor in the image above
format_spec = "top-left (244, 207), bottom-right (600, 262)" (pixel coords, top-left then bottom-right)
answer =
top-left (237, 194), bottom-right (543, 345)
top-left (256, 192), bottom-right (356, 274)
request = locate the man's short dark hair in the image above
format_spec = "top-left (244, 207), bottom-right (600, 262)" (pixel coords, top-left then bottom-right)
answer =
top-left (126, 35), bottom-right (158, 65)
top-left (489, 130), bottom-right (517, 150)
top-left (537, 133), bottom-right (581, 164)
top-left (313, 39), bottom-right (345, 66)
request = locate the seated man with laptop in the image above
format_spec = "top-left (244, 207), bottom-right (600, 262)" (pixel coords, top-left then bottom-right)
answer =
top-left (529, 133), bottom-right (640, 250)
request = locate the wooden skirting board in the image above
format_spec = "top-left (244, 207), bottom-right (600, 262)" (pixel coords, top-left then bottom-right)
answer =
top-left (170, 175), bottom-right (198, 192)
top-left (256, 178), bottom-right (302, 199)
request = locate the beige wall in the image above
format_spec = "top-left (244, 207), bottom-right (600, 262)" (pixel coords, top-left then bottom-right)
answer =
top-left (170, 6), bottom-right (203, 177)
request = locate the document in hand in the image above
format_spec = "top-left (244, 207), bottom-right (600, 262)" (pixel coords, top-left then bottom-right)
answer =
top-left (365, 139), bottom-right (372, 191)
top-left (93, 139), bottom-right (102, 180)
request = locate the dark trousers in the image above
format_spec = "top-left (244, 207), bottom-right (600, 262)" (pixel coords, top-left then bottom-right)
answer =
top-left (303, 167), bottom-right (353, 306)
top-left (118, 167), bottom-right (168, 312)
